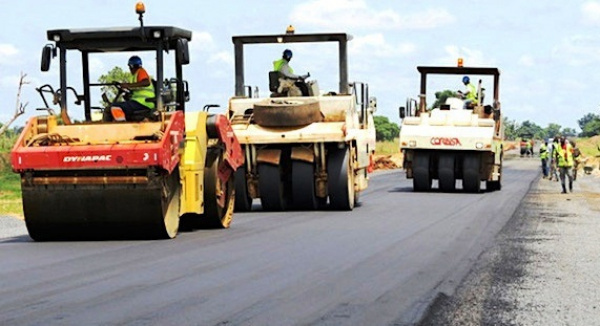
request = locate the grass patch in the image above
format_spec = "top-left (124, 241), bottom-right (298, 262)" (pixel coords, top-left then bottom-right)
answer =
top-left (575, 136), bottom-right (600, 158)
top-left (376, 139), bottom-right (400, 155)
top-left (1, 134), bottom-right (23, 216)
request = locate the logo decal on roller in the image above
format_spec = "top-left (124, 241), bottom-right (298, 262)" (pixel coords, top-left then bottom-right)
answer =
top-left (63, 155), bottom-right (112, 163)
top-left (430, 137), bottom-right (462, 146)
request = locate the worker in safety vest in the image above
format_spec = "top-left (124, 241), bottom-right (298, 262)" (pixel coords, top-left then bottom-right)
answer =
top-left (548, 136), bottom-right (560, 181)
top-left (539, 140), bottom-right (549, 178)
top-left (105, 55), bottom-right (155, 122)
top-left (554, 136), bottom-right (574, 193)
top-left (273, 49), bottom-right (310, 96)
top-left (457, 76), bottom-right (478, 109)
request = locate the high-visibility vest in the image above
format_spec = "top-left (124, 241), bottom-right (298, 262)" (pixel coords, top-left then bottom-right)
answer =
top-left (555, 142), bottom-right (574, 167)
top-left (466, 83), bottom-right (478, 103)
top-left (273, 58), bottom-right (293, 73)
top-left (539, 144), bottom-right (549, 159)
top-left (130, 70), bottom-right (155, 109)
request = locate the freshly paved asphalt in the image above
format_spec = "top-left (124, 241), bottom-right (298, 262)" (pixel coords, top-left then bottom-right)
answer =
top-left (0, 158), bottom-right (539, 326)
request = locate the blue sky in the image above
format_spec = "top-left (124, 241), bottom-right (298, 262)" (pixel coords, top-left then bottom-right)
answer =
top-left (1, 0), bottom-right (600, 130)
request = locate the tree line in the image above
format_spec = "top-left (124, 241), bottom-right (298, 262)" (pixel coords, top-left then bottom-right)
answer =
top-left (503, 113), bottom-right (600, 140)
top-left (373, 112), bottom-right (600, 142)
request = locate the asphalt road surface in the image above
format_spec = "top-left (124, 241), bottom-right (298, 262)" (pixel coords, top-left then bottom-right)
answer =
top-left (0, 158), bottom-right (539, 326)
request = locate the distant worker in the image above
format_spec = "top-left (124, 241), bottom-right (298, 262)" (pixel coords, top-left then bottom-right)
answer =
top-left (457, 76), bottom-right (478, 109)
top-left (104, 55), bottom-right (155, 122)
top-left (539, 140), bottom-right (549, 178)
top-left (554, 136), bottom-right (574, 193)
top-left (526, 139), bottom-right (533, 157)
top-left (571, 140), bottom-right (582, 181)
top-left (548, 136), bottom-right (560, 181)
top-left (273, 49), bottom-right (310, 96)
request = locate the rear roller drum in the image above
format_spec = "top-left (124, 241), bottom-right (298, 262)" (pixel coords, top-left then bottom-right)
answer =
top-left (463, 154), bottom-right (482, 193)
top-left (292, 161), bottom-right (318, 210)
top-left (327, 147), bottom-right (355, 210)
top-left (438, 153), bottom-right (456, 192)
top-left (196, 150), bottom-right (235, 229)
top-left (413, 152), bottom-right (432, 192)
top-left (258, 163), bottom-right (289, 211)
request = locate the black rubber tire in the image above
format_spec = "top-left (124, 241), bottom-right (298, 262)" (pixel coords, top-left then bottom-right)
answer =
top-left (258, 163), bottom-right (288, 211)
top-left (413, 152), bottom-right (432, 192)
top-left (327, 147), bottom-right (355, 210)
top-left (234, 166), bottom-right (253, 212)
top-left (438, 153), bottom-right (456, 192)
top-left (253, 99), bottom-right (322, 127)
top-left (463, 154), bottom-right (481, 193)
top-left (292, 161), bottom-right (318, 210)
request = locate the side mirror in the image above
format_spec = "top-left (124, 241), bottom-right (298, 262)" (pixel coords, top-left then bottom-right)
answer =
top-left (368, 96), bottom-right (377, 113)
top-left (176, 39), bottom-right (190, 65)
top-left (41, 45), bottom-right (53, 72)
top-left (399, 106), bottom-right (406, 119)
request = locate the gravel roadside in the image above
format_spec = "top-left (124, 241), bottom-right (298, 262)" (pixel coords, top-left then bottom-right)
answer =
top-left (418, 168), bottom-right (600, 325)
top-left (0, 215), bottom-right (27, 239)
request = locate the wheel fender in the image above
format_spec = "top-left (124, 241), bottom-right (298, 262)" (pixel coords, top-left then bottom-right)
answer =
top-left (206, 114), bottom-right (244, 171)
top-left (291, 146), bottom-right (314, 163)
top-left (256, 149), bottom-right (281, 165)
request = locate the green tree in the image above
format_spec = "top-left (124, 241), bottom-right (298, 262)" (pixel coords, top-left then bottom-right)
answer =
top-left (517, 120), bottom-right (544, 139)
top-left (503, 117), bottom-right (518, 140)
top-left (561, 127), bottom-right (577, 137)
top-left (97, 66), bottom-right (132, 107)
top-left (577, 113), bottom-right (600, 137)
top-left (374, 116), bottom-right (400, 141)
top-left (545, 123), bottom-right (562, 139)
top-left (431, 90), bottom-right (458, 109)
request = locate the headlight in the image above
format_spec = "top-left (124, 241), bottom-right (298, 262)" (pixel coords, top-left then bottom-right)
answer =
top-left (153, 30), bottom-right (161, 38)
top-left (53, 34), bottom-right (61, 42)
top-left (409, 140), bottom-right (417, 147)
top-left (476, 142), bottom-right (484, 149)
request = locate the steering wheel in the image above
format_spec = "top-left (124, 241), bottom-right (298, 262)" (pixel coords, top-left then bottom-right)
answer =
top-left (106, 82), bottom-right (131, 104)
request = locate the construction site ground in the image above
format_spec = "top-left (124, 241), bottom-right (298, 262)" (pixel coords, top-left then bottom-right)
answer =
top-left (418, 156), bottom-right (600, 325)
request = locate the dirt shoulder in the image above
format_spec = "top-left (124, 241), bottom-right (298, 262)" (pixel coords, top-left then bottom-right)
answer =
top-left (418, 168), bottom-right (600, 325)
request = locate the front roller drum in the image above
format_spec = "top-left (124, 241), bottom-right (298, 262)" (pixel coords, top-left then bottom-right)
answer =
top-left (22, 170), bottom-right (181, 241)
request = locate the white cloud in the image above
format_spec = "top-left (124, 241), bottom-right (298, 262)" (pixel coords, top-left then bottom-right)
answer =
top-left (581, 1), bottom-right (600, 25)
top-left (0, 43), bottom-right (19, 64)
top-left (350, 34), bottom-right (416, 58)
top-left (290, 0), bottom-right (454, 31)
top-left (190, 31), bottom-right (216, 53)
top-left (553, 35), bottom-right (600, 66)
top-left (518, 55), bottom-right (535, 67)
top-left (208, 51), bottom-right (234, 66)
top-left (557, 78), bottom-right (589, 92)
